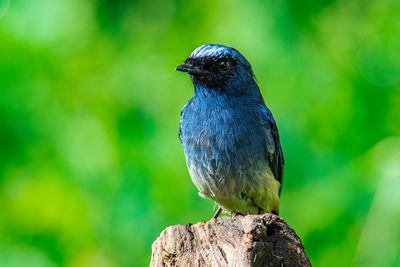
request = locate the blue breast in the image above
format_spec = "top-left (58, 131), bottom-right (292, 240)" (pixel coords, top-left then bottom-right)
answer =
top-left (180, 86), bottom-right (269, 196)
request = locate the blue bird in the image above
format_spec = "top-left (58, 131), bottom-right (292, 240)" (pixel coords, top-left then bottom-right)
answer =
top-left (176, 44), bottom-right (284, 218)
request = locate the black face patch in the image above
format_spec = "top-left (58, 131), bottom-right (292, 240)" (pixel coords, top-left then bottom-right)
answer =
top-left (185, 55), bottom-right (237, 89)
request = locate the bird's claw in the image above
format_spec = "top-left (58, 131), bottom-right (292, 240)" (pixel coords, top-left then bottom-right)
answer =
top-left (213, 207), bottom-right (222, 219)
top-left (230, 210), bottom-right (244, 217)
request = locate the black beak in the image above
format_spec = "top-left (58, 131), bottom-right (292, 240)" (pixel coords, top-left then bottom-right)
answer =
top-left (175, 64), bottom-right (191, 72)
top-left (175, 63), bottom-right (203, 74)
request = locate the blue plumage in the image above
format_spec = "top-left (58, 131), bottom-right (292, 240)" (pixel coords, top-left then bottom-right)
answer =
top-left (176, 44), bottom-right (284, 217)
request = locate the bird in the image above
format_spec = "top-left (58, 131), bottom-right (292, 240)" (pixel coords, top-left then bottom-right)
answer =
top-left (176, 44), bottom-right (284, 218)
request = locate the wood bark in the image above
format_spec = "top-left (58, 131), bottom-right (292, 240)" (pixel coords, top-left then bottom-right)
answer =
top-left (151, 214), bottom-right (311, 266)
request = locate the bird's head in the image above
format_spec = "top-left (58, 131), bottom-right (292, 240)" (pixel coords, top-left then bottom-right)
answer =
top-left (176, 44), bottom-right (258, 96)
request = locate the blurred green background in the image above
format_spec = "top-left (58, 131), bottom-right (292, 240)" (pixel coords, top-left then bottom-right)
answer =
top-left (1, 0), bottom-right (400, 266)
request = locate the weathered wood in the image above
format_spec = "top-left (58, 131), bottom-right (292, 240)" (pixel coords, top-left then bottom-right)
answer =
top-left (151, 214), bottom-right (311, 266)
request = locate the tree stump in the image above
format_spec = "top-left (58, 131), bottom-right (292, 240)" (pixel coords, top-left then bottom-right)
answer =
top-left (150, 214), bottom-right (311, 266)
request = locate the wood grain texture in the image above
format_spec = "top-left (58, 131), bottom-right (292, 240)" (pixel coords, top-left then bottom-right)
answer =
top-left (151, 214), bottom-right (311, 267)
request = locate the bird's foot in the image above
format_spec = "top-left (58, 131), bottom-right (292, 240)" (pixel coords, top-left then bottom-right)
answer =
top-left (212, 207), bottom-right (222, 219)
top-left (230, 210), bottom-right (244, 217)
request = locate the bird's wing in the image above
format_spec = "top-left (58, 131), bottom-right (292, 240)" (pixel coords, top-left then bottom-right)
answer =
top-left (260, 105), bottom-right (284, 195)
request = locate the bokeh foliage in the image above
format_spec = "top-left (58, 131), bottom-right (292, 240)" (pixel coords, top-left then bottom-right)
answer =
top-left (1, 0), bottom-right (400, 266)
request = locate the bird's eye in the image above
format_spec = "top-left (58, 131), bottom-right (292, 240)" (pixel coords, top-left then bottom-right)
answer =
top-left (218, 60), bottom-right (231, 72)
